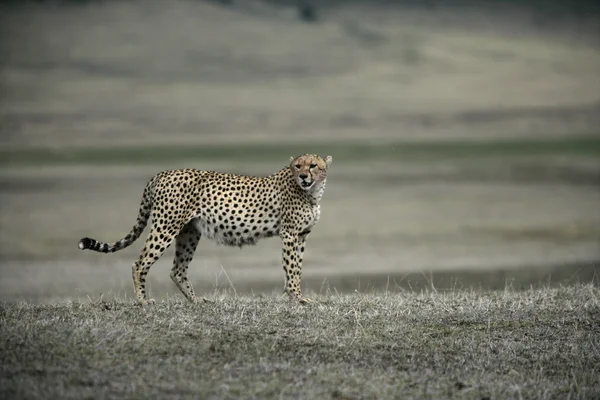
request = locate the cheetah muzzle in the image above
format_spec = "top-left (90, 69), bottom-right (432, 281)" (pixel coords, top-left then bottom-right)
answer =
top-left (78, 153), bottom-right (333, 305)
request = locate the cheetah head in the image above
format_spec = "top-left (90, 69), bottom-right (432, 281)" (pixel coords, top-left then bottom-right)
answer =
top-left (289, 154), bottom-right (333, 191)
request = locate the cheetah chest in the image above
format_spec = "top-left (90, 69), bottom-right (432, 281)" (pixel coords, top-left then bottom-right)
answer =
top-left (296, 204), bottom-right (321, 234)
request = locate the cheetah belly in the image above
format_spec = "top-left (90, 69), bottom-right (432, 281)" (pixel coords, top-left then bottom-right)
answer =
top-left (192, 217), bottom-right (226, 245)
top-left (191, 216), bottom-right (281, 248)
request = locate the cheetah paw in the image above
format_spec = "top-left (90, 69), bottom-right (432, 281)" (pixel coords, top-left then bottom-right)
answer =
top-left (284, 290), bottom-right (312, 304)
top-left (139, 299), bottom-right (156, 306)
top-left (298, 297), bottom-right (312, 305)
top-left (189, 296), bottom-right (212, 303)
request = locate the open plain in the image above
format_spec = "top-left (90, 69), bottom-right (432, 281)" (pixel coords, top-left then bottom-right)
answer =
top-left (1, 1), bottom-right (599, 398)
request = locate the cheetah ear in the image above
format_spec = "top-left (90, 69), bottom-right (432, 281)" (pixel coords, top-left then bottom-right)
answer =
top-left (325, 155), bottom-right (333, 167)
top-left (289, 156), bottom-right (295, 163)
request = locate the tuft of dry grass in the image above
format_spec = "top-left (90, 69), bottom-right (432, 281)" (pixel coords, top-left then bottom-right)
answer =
top-left (1, 285), bottom-right (599, 399)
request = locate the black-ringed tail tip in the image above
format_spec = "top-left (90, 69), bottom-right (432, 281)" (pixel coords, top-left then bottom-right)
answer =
top-left (78, 237), bottom-right (92, 250)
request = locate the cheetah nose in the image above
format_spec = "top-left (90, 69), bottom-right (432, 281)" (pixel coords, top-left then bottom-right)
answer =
top-left (299, 173), bottom-right (308, 179)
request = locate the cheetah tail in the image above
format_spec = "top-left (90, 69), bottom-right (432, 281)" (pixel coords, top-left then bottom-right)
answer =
top-left (77, 186), bottom-right (152, 253)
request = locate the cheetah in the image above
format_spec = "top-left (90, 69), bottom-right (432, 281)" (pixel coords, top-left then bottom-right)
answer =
top-left (78, 154), bottom-right (332, 305)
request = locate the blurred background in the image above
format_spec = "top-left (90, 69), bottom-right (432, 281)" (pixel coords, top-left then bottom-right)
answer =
top-left (0, 0), bottom-right (599, 302)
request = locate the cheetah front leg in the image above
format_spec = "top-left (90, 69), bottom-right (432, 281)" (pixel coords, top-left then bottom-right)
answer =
top-left (296, 231), bottom-right (311, 304)
top-left (170, 221), bottom-right (201, 302)
top-left (280, 230), bottom-right (310, 304)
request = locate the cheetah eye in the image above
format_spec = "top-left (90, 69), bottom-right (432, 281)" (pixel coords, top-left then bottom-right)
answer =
top-left (295, 164), bottom-right (301, 169)
top-left (309, 164), bottom-right (317, 169)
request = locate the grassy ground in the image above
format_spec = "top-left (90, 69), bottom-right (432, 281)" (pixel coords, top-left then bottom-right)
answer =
top-left (1, 285), bottom-right (599, 399)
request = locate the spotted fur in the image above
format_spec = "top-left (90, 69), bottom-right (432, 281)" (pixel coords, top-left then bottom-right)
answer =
top-left (78, 154), bottom-right (332, 305)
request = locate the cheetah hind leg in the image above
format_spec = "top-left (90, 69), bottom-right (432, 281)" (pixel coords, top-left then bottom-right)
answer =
top-left (170, 220), bottom-right (201, 302)
top-left (132, 226), bottom-right (180, 305)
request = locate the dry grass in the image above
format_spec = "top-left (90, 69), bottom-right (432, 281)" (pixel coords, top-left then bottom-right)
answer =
top-left (1, 285), bottom-right (599, 399)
